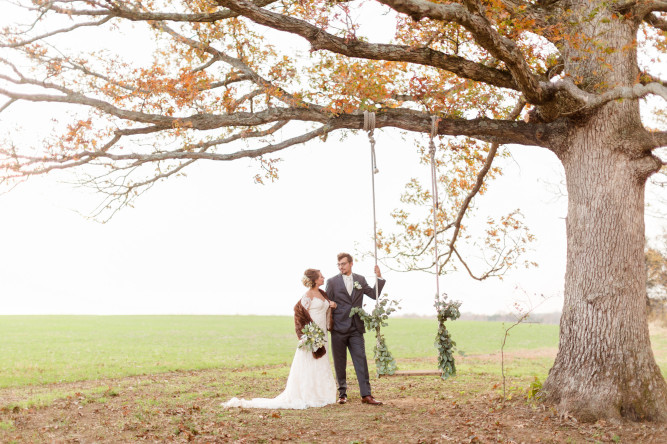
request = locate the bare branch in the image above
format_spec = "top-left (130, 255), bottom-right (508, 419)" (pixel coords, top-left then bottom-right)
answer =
top-left (1, 134), bottom-right (123, 178)
top-left (439, 100), bottom-right (526, 268)
top-left (4, 124), bottom-right (330, 179)
top-left (210, 74), bottom-right (253, 89)
top-left (1, 16), bottom-right (113, 48)
top-left (214, 0), bottom-right (518, 91)
top-left (180, 120), bottom-right (289, 151)
top-left (376, 99), bottom-right (531, 278)
top-left (453, 247), bottom-right (497, 280)
top-left (0, 99), bottom-right (16, 114)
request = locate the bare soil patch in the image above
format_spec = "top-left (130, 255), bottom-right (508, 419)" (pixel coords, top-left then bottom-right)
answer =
top-left (1, 358), bottom-right (666, 443)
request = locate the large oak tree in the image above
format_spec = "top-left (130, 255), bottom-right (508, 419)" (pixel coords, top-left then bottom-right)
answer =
top-left (1, 0), bottom-right (666, 421)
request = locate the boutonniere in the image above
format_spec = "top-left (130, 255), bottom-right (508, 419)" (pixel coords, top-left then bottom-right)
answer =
top-left (353, 281), bottom-right (362, 290)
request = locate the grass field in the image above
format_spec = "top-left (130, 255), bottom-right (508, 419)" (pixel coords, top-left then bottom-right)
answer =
top-left (1, 317), bottom-right (667, 443)
top-left (0, 316), bottom-right (562, 389)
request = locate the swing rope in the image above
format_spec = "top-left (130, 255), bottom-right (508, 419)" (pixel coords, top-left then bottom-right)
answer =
top-left (363, 110), bottom-right (380, 303)
top-left (428, 116), bottom-right (459, 379)
top-left (357, 112), bottom-right (447, 377)
top-left (428, 116), bottom-right (441, 299)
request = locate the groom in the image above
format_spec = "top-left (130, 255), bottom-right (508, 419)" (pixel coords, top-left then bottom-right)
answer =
top-left (325, 252), bottom-right (386, 406)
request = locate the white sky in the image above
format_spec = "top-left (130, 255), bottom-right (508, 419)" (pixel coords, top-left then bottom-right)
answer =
top-left (0, 2), bottom-right (664, 316)
top-left (0, 127), bottom-right (593, 316)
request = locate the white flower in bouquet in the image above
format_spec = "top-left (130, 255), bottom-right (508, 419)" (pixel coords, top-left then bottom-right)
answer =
top-left (353, 281), bottom-right (362, 290)
top-left (298, 322), bottom-right (326, 352)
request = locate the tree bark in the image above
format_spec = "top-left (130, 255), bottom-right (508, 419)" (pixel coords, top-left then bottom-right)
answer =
top-left (543, 103), bottom-right (667, 421)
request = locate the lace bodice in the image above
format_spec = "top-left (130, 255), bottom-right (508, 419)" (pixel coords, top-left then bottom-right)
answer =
top-left (300, 295), bottom-right (329, 331)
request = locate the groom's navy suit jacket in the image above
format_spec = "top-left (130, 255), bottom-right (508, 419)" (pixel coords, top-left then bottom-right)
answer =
top-left (325, 273), bottom-right (386, 334)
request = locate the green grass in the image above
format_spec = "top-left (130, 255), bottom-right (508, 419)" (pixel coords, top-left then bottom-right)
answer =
top-left (381, 317), bottom-right (559, 356)
top-left (1, 315), bottom-right (662, 390)
top-left (0, 315), bottom-right (296, 388)
top-left (1, 315), bottom-right (557, 389)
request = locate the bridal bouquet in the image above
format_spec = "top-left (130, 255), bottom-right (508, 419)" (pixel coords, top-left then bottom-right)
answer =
top-left (298, 322), bottom-right (326, 352)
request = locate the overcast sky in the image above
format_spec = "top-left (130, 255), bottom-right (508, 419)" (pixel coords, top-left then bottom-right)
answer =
top-left (0, 126), bottom-right (602, 316)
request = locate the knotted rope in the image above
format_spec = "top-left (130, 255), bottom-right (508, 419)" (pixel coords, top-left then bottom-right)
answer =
top-left (429, 116), bottom-right (441, 298)
top-left (364, 110), bottom-right (380, 302)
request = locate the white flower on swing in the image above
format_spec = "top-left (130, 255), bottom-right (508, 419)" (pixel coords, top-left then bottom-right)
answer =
top-left (353, 281), bottom-right (362, 290)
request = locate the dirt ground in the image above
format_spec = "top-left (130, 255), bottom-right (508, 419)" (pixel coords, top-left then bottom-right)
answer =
top-left (2, 360), bottom-right (667, 444)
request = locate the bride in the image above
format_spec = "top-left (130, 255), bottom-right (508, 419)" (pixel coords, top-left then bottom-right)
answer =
top-left (222, 268), bottom-right (338, 409)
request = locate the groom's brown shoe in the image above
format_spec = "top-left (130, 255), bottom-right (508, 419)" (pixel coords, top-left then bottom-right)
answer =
top-left (338, 396), bottom-right (347, 404)
top-left (361, 395), bottom-right (383, 405)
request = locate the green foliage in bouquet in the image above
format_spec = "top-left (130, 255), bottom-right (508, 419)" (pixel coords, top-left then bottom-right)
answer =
top-left (350, 294), bottom-right (400, 376)
top-left (298, 322), bottom-right (326, 352)
top-left (434, 293), bottom-right (462, 380)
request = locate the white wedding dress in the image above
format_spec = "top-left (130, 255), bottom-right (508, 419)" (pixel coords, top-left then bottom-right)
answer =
top-left (222, 296), bottom-right (337, 409)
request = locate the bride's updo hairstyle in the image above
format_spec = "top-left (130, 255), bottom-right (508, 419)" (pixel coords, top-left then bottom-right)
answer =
top-left (301, 268), bottom-right (320, 288)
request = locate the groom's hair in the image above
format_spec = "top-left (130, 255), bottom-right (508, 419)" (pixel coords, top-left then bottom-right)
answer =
top-left (337, 252), bottom-right (353, 263)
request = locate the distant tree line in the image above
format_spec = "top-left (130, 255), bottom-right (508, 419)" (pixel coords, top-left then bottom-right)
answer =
top-left (647, 232), bottom-right (667, 325)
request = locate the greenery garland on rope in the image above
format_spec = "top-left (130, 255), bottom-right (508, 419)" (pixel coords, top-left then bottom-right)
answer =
top-left (434, 293), bottom-right (462, 379)
top-left (349, 294), bottom-right (400, 376)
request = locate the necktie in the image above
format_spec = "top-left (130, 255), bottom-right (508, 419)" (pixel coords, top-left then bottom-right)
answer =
top-left (344, 276), bottom-right (353, 295)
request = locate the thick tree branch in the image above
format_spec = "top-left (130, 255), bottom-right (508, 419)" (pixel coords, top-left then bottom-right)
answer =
top-left (548, 79), bottom-right (667, 112)
top-left (41, 0), bottom-right (277, 22)
top-left (374, 0), bottom-right (549, 103)
top-left (645, 12), bottom-right (667, 30)
top-left (640, 72), bottom-right (667, 87)
top-left (640, 0), bottom-right (667, 14)
top-left (0, 74), bottom-right (548, 146)
top-left (651, 131), bottom-right (667, 148)
top-left (214, 0), bottom-right (518, 91)
top-left (1, 0), bottom-right (276, 50)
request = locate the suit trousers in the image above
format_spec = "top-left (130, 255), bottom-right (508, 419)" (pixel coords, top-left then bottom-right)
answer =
top-left (330, 328), bottom-right (371, 398)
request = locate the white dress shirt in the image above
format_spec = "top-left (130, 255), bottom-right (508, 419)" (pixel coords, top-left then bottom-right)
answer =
top-left (343, 274), bottom-right (353, 295)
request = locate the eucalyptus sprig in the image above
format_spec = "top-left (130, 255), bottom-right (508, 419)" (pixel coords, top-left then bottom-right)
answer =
top-left (298, 322), bottom-right (326, 352)
top-left (350, 294), bottom-right (400, 376)
top-left (434, 293), bottom-right (462, 380)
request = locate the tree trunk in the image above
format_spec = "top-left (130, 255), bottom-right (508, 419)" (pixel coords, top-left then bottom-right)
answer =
top-left (542, 106), bottom-right (667, 421)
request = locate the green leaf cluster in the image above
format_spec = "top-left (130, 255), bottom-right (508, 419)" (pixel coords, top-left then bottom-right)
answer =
top-left (349, 294), bottom-right (400, 376)
top-left (434, 294), bottom-right (462, 380)
top-left (527, 376), bottom-right (544, 400)
top-left (297, 322), bottom-right (326, 352)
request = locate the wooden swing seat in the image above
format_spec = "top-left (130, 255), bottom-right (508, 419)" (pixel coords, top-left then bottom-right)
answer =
top-left (379, 370), bottom-right (442, 377)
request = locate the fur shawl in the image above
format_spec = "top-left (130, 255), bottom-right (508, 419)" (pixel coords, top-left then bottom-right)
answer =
top-left (294, 289), bottom-right (332, 359)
